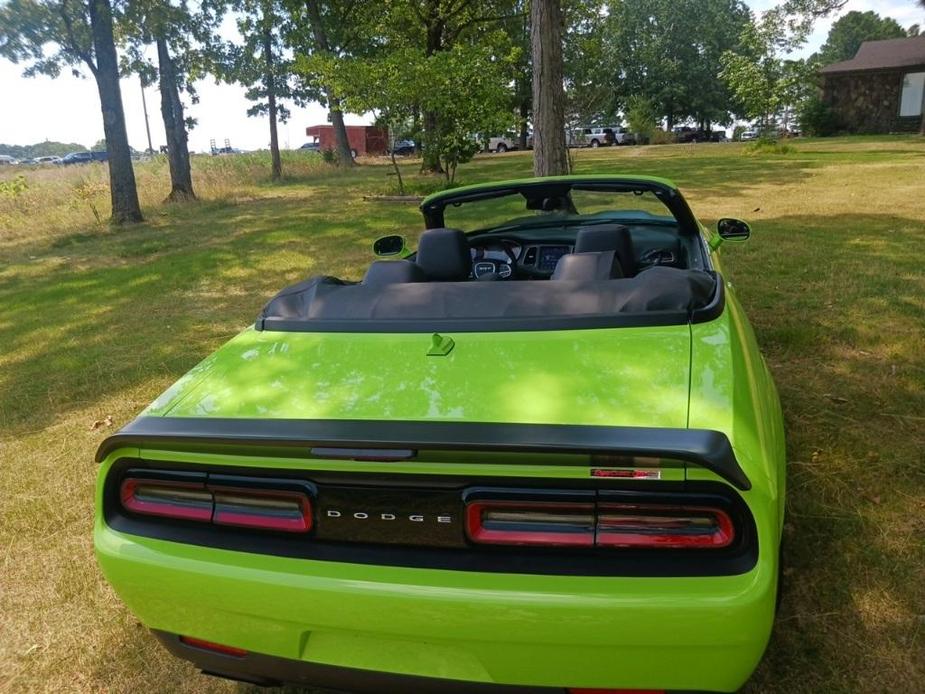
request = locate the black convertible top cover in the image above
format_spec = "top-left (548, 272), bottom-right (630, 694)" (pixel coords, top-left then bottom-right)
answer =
top-left (256, 266), bottom-right (720, 333)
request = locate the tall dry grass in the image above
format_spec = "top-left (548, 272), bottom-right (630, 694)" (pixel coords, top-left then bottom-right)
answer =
top-left (0, 152), bottom-right (333, 251)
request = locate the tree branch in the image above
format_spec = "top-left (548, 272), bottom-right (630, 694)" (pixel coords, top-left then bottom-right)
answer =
top-left (60, 0), bottom-right (97, 75)
top-left (446, 12), bottom-right (525, 43)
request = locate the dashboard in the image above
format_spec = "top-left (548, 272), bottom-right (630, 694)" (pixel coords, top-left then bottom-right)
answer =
top-left (467, 225), bottom-right (693, 280)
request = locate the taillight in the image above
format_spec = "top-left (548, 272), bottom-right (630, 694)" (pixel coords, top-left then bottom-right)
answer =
top-left (120, 478), bottom-right (213, 522)
top-left (466, 498), bottom-right (734, 549)
top-left (212, 488), bottom-right (312, 533)
top-left (596, 504), bottom-right (734, 549)
top-left (119, 474), bottom-right (313, 533)
top-left (466, 501), bottom-right (595, 546)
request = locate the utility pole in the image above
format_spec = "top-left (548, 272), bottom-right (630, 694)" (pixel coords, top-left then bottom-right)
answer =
top-left (140, 75), bottom-right (154, 154)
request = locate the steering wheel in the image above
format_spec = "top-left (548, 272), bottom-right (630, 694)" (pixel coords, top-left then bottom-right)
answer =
top-left (472, 259), bottom-right (513, 279)
top-left (471, 243), bottom-right (518, 280)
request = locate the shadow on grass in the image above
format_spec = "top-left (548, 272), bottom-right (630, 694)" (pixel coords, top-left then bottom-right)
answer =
top-left (0, 193), bottom-right (422, 437)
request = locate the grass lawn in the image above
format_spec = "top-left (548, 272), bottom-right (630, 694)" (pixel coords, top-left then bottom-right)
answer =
top-left (1, 138), bottom-right (923, 693)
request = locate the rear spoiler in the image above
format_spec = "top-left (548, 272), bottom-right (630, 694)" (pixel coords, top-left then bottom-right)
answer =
top-left (96, 417), bottom-right (751, 491)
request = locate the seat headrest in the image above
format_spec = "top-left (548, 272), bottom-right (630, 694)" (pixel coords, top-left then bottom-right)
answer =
top-left (574, 224), bottom-right (635, 277)
top-left (551, 251), bottom-right (617, 281)
top-left (415, 228), bottom-right (471, 281)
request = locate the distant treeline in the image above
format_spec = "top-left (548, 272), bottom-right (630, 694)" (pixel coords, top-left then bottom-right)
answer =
top-left (0, 141), bottom-right (89, 159)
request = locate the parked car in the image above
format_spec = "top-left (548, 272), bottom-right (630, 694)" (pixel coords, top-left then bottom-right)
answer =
top-left (388, 139), bottom-right (416, 156)
top-left (33, 155), bottom-right (62, 164)
top-left (740, 130), bottom-right (759, 141)
top-left (610, 126), bottom-right (636, 145)
top-left (580, 126), bottom-right (614, 147)
top-left (674, 127), bottom-right (726, 143)
top-left (96, 174), bottom-right (783, 694)
top-left (61, 151), bottom-right (107, 165)
top-left (485, 135), bottom-right (518, 153)
top-left (0, 155), bottom-right (18, 165)
top-left (299, 141), bottom-right (320, 152)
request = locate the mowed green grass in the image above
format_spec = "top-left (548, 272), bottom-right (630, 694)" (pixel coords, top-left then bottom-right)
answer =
top-left (1, 138), bottom-right (923, 693)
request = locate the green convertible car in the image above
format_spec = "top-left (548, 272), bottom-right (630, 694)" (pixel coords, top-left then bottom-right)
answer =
top-left (95, 175), bottom-right (785, 693)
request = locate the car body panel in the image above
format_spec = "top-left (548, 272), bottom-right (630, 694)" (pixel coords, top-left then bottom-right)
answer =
top-left (143, 325), bottom-right (693, 428)
top-left (96, 443), bottom-right (778, 692)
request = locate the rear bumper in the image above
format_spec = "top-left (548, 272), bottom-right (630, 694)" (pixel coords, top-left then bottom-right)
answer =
top-left (96, 521), bottom-right (777, 692)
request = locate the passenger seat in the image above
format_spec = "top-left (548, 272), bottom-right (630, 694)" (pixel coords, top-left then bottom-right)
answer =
top-left (551, 251), bottom-right (617, 281)
top-left (573, 224), bottom-right (635, 278)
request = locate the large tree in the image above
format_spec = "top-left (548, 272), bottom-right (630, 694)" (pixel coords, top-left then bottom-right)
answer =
top-left (813, 10), bottom-right (908, 66)
top-left (284, 0), bottom-right (374, 167)
top-left (120, 1), bottom-right (220, 200)
top-left (531, 0), bottom-right (569, 176)
top-left (380, 0), bottom-right (521, 172)
top-left (304, 40), bottom-right (517, 184)
top-left (721, 0), bottom-right (850, 134)
top-left (605, 0), bottom-right (752, 130)
top-left (0, 0), bottom-right (143, 224)
top-left (219, 0), bottom-right (305, 179)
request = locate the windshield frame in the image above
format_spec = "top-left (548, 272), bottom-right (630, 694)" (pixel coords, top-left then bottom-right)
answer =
top-left (420, 177), bottom-right (700, 236)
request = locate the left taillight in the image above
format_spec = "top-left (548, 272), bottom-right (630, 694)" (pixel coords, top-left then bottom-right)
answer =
top-left (120, 478), bottom-right (213, 522)
top-left (119, 474), bottom-right (313, 533)
top-left (466, 500), bottom-right (595, 547)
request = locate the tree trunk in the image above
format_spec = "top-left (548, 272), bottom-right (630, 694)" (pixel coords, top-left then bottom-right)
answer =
top-left (530, 0), bottom-right (568, 176)
top-left (262, 20), bottom-right (282, 180)
top-left (518, 95), bottom-right (529, 150)
top-left (328, 96), bottom-right (355, 165)
top-left (421, 19), bottom-right (444, 173)
top-left (304, 0), bottom-right (354, 166)
top-left (156, 37), bottom-right (195, 201)
top-left (88, 0), bottom-right (142, 224)
top-left (422, 109), bottom-right (443, 173)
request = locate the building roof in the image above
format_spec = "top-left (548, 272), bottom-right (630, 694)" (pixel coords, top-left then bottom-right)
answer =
top-left (821, 36), bottom-right (925, 74)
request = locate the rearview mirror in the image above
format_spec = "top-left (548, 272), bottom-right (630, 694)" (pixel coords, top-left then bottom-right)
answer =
top-left (373, 235), bottom-right (408, 257)
top-left (717, 218), bottom-right (751, 241)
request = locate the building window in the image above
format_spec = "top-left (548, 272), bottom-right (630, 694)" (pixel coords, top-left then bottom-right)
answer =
top-left (899, 72), bottom-right (925, 117)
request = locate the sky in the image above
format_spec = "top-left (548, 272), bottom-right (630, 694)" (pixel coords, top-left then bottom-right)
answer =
top-left (1, 0), bottom-right (922, 152)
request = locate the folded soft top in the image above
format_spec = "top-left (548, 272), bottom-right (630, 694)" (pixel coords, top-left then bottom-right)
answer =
top-left (256, 266), bottom-right (721, 333)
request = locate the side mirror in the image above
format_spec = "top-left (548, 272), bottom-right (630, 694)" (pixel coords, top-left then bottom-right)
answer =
top-left (717, 218), bottom-right (751, 241)
top-left (373, 235), bottom-right (408, 257)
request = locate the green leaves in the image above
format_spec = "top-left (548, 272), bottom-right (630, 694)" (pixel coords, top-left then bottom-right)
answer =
top-left (813, 10), bottom-right (909, 66)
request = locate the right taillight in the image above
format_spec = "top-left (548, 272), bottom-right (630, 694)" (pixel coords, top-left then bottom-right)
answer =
top-left (596, 504), bottom-right (734, 549)
top-left (466, 498), bottom-right (734, 549)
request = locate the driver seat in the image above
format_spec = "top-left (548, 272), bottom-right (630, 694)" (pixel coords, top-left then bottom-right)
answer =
top-left (415, 228), bottom-right (471, 281)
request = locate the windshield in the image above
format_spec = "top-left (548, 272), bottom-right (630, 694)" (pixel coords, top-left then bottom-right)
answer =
top-left (442, 187), bottom-right (676, 233)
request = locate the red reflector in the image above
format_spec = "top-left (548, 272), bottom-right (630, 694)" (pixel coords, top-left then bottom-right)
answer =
top-left (179, 636), bottom-right (247, 658)
top-left (466, 501), bottom-right (595, 547)
top-left (211, 487), bottom-right (312, 533)
top-left (120, 478), bottom-right (213, 522)
top-left (596, 504), bottom-right (734, 548)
